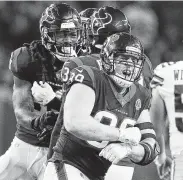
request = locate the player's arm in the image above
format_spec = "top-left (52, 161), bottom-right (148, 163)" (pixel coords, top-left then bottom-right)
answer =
top-left (150, 88), bottom-right (172, 179)
top-left (128, 109), bottom-right (159, 165)
top-left (64, 83), bottom-right (120, 141)
top-left (12, 76), bottom-right (41, 129)
top-left (150, 88), bottom-right (167, 158)
top-left (10, 47), bottom-right (58, 131)
top-left (99, 109), bottom-right (158, 165)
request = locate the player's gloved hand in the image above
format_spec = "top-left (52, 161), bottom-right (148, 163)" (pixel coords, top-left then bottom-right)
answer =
top-left (31, 81), bottom-right (56, 106)
top-left (31, 111), bottom-right (59, 131)
top-left (37, 125), bottom-right (53, 143)
top-left (99, 143), bottom-right (132, 164)
top-left (118, 127), bottom-right (141, 146)
top-left (154, 154), bottom-right (172, 180)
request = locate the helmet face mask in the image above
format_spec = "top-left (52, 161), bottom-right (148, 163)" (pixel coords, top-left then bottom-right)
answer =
top-left (40, 3), bottom-right (82, 59)
top-left (44, 28), bottom-right (81, 57)
top-left (101, 33), bottom-right (145, 88)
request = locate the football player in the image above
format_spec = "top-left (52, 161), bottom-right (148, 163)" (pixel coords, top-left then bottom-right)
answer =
top-left (0, 3), bottom-right (82, 180)
top-left (150, 61), bottom-right (183, 180)
top-left (43, 32), bottom-right (159, 180)
top-left (33, 7), bottom-right (152, 180)
top-left (89, 6), bottom-right (153, 90)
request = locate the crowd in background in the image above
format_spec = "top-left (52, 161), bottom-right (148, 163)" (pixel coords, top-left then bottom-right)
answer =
top-left (0, 1), bottom-right (183, 179)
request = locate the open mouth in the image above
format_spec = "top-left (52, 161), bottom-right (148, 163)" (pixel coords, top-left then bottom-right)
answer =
top-left (122, 69), bottom-right (132, 77)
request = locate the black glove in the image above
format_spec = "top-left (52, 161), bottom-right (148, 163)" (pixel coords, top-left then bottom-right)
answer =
top-left (31, 111), bottom-right (59, 131)
top-left (37, 125), bottom-right (53, 143)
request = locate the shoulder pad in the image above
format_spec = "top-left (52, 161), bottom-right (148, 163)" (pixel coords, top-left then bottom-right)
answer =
top-left (150, 62), bottom-right (173, 89)
top-left (9, 47), bottom-right (32, 80)
top-left (61, 55), bottom-right (102, 83)
top-left (67, 65), bottom-right (97, 91)
top-left (155, 62), bottom-right (175, 71)
top-left (9, 47), bottom-right (36, 81)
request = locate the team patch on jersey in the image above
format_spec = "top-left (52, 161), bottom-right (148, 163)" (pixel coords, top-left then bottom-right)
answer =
top-left (135, 99), bottom-right (141, 111)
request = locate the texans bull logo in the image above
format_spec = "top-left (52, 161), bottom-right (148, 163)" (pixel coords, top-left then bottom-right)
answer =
top-left (91, 9), bottom-right (112, 35)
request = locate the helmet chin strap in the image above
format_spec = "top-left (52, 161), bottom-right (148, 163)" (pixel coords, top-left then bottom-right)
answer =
top-left (49, 45), bottom-right (77, 62)
top-left (110, 74), bottom-right (133, 88)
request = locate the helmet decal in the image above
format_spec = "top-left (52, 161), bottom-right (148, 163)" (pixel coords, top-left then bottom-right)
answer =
top-left (115, 19), bottom-right (129, 28)
top-left (90, 6), bottom-right (131, 47)
top-left (91, 10), bottom-right (112, 35)
top-left (42, 4), bottom-right (56, 24)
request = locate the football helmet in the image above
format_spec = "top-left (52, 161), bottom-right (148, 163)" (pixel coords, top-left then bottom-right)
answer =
top-left (90, 6), bottom-right (131, 49)
top-left (101, 32), bottom-right (145, 88)
top-left (39, 3), bottom-right (82, 59)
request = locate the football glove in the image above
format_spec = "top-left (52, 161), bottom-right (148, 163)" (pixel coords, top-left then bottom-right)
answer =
top-left (37, 125), bottom-right (53, 143)
top-left (118, 127), bottom-right (141, 146)
top-left (99, 143), bottom-right (132, 164)
top-left (31, 111), bottom-right (59, 131)
top-left (154, 155), bottom-right (172, 180)
top-left (31, 81), bottom-right (56, 106)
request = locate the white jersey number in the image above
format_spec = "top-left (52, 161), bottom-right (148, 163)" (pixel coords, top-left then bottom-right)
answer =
top-left (87, 111), bottom-right (135, 149)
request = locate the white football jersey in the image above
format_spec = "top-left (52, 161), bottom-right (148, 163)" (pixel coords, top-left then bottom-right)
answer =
top-left (151, 61), bottom-right (183, 155)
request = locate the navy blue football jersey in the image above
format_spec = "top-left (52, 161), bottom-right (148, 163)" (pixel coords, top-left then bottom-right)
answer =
top-left (51, 65), bottom-right (151, 179)
top-left (48, 53), bottom-right (102, 159)
top-left (9, 44), bottom-right (65, 147)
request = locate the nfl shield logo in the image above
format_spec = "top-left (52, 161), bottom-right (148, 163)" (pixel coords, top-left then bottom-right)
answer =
top-left (135, 99), bottom-right (141, 111)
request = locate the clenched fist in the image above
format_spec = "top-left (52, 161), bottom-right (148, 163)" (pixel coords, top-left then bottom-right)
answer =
top-left (31, 81), bottom-right (56, 105)
top-left (99, 143), bottom-right (132, 164)
top-left (118, 127), bottom-right (141, 146)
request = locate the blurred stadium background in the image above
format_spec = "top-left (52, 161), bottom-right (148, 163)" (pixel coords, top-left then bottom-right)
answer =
top-left (0, 1), bottom-right (182, 180)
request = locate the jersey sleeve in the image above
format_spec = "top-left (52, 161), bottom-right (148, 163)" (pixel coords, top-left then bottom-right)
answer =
top-left (9, 47), bottom-right (33, 81)
top-left (66, 66), bottom-right (97, 92)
